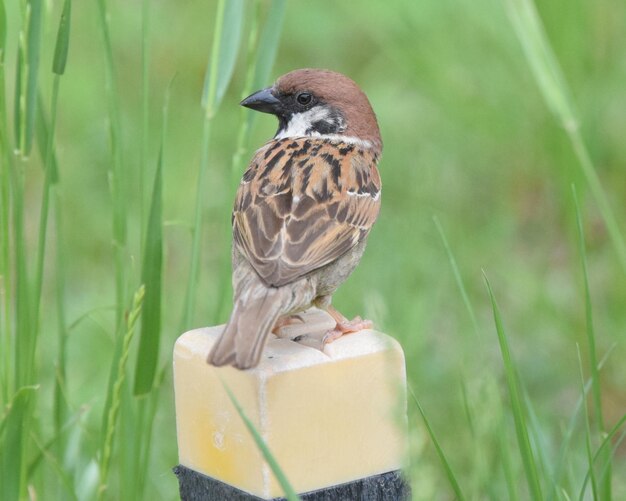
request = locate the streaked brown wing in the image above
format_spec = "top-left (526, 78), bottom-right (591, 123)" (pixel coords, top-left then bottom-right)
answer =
top-left (233, 138), bottom-right (381, 287)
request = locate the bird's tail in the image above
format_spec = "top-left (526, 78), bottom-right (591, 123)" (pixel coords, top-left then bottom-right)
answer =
top-left (207, 285), bottom-right (284, 370)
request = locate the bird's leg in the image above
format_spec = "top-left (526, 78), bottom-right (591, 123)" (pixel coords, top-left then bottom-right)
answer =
top-left (272, 314), bottom-right (305, 338)
top-left (322, 304), bottom-right (373, 344)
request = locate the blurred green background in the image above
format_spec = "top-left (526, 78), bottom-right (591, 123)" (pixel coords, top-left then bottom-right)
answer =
top-left (1, 0), bottom-right (625, 499)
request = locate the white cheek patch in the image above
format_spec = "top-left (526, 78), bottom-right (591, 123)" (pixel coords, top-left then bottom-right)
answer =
top-left (273, 106), bottom-right (373, 149)
top-left (274, 107), bottom-right (331, 139)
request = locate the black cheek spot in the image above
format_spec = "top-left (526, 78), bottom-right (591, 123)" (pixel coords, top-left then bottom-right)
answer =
top-left (311, 120), bottom-right (337, 135)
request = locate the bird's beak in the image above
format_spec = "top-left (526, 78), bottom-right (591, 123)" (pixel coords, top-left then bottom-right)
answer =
top-left (240, 87), bottom-right (282, 114)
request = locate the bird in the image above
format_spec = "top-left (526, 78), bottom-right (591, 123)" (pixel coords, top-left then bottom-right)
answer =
top-left (207, 68), bottom-right (382, 370)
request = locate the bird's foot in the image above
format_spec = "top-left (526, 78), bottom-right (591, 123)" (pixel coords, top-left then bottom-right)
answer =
top-left (272, 314), bottom-right (305, 337)
top-left (323, 316), bottom-right (373, 344)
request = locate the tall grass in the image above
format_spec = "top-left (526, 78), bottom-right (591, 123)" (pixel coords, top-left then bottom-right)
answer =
top-left (1, 0), bottom-right (625, 499)
top-left (0, 1), bottom-right (287, 499)
top-left (98, 285), bottom-right (144, 500)
top-left (572, 184), bottom-right (611, 500)
top-left (0, 0), bottom-right (11, 403)
top-left (485, 273), bottom-right (544, 500)
top-left (180, 0), bottom-right (244, 331)
top-left (506, 0), bottom-right (626, 273)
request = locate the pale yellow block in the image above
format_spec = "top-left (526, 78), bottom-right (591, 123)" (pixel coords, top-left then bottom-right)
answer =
top-left (173, 309), bottom-right (407, 499)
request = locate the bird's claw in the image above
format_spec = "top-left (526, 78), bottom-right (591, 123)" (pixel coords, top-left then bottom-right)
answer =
top-left (322, 316), bottom-right (373, 345)
top-left (272, 314), bottom-right (306, 337)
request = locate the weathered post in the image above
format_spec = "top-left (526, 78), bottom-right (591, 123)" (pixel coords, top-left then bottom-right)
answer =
top-left (173, 309), bottom-right (411, 500)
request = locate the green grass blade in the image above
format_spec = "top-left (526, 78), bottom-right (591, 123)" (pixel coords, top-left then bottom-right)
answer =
top-left (12, 35), bottom-right (22, 153)
top-left (27, 405), bottom-right (86, 479)
top-left (118, 378), bottom-right (138, 498)
top-left (133, 76), bottom-right (173, 395)
top-left (33, 79), bottom-right (60, 324)
top-left (504, 0), bottom-right (575, 123)
top-left (522, 390), bottom-right (552, 489)
top-left (576, 345), bottom-right (598, 501)
top-left (548, 347), bottom-right (614, 501)
top-left (233, 0), bottom-right (286, 172)
top-left (134, 366), bottom-right (166, 499)
top-left (222, 382), bottom-right (299, 501)
top-left (0, 0), bottom-right (6, 63)
top-left (228, 0), bottom-right (260, 189)
top-left (216, 0), bottom-right (286, 322)
top-left (52, 0), bottom-right (71, 76)
top-left (52, 0), bottom-right (72, 75)
top-left (484, 272), bottom-right (544, 500)
top-left (35, 93), bottom-right (59, 182)
top-left (433, 215), bottom-right (479, 336)
top-left (98, 286), bottom-right (144, 500)
top-left (30, 432), bottom-right (78, 501)
top-left (458, 379), bottom-right (475, 438)
top-left (182, 0), bottom-right (243, 330)
top-left (180, 116), bottom-right (211, 331)
top-left (498, 420), bottom-right (519, 501)
top-left (96, 0), bottom-right (127, 326)
top-left (0, 385), bottom-right (38, 437)
top-left (572, 185), bottom-right (610, 498)
top-left (505, 0), bottom-right (626, 273)
top-left (16, 0), bottom-right (43, 156)
top-left (0, 386), bottom-right (38, 501)
top-left (139, 0), bottom-right (151, 247)
top-left (251, 0), bottom-right (286, 92)
top-left (133, 146), bottom-right (162, 395)
top-left (203, 0), bottom-right (244, 115)
top-left (12, 165), bottom-right (32, 388)
top-left (0, 0), bottom-right (11, 403)
top-left (408, 384), bottom-right (465, 501)
top-left (52, 173), bottom-right (70, 440)
top-left (578, 412), bottom-right (626, 500)
top-left (30, 0), bottom-right (71, 402)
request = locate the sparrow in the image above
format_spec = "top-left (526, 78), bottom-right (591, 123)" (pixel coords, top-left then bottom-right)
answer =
top-left (208, 68), bottom-right (382, 370)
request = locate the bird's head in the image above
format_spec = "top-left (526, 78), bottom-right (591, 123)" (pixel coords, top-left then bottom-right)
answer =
top-left (240, 68), bottom-right (381, 151)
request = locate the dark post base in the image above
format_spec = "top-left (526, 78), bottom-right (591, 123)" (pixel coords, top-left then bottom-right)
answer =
top-left (174, 465), bottom-right (411, 501)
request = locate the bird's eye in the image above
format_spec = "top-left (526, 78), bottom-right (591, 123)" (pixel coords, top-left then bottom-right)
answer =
top-left (296, 92), bottom-right (313, 106)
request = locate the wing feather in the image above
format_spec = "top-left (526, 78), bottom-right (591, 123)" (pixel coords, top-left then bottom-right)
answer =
top-left (233, 138), bottom-right (381, 287)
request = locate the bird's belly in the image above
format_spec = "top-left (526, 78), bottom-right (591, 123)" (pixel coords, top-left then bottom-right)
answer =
top-left (313, 239), bottom-right (368, 299)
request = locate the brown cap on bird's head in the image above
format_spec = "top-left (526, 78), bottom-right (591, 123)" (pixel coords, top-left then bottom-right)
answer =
top-left (241, 68), bottom-right (382, 154)
top-left (275, 69), bottom-right (381, 149)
